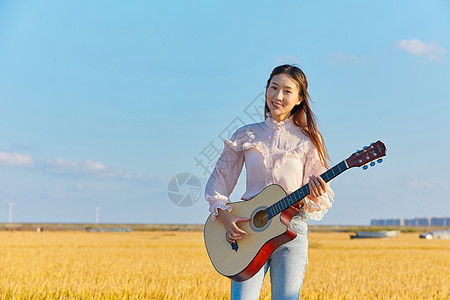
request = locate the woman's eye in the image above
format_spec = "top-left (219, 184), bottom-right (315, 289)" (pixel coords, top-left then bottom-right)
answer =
top-left (271, 86), bottom-right (277, 90)
top-left (285, 90), bottom-right (292, 94)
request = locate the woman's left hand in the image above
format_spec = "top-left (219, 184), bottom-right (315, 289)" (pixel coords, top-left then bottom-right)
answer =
top-left (308, 175), bottom-right (327, 199)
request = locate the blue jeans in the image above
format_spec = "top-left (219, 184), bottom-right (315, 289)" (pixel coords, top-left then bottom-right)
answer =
top-left (230, 216), bottom-right (309, 300)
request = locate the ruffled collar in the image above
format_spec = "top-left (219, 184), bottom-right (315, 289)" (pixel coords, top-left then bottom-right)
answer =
top-left (265, 112), bottom-right (295, 130)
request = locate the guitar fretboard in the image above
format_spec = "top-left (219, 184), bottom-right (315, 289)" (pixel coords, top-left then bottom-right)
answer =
top-left (266, 160), bottom-right (348, 219)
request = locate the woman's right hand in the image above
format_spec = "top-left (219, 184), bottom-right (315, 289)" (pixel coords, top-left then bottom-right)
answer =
top-left (216, 209), bottom-right (249, 243)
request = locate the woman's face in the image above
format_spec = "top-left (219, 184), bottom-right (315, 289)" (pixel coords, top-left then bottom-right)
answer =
top-left (266, 73), bottom-right (302, 122)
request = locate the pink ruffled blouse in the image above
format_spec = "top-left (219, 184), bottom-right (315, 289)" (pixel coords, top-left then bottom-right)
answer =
top-left (205, 115), bottom-right (334, 221)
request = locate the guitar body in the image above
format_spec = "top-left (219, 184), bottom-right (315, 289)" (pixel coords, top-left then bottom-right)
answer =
top-left (203, 184), bottom-right (299, 282)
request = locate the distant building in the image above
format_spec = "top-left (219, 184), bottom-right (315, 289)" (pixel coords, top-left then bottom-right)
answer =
top-left (404, 218), bottom-right (416, 226)
top-left (431, 217), bottom-right (445, 226)
top-left (386, 219), bottom-right (402, 226)
top-left (416, 218), bottom-right (430, 226)
top-left (371, 217), bottom-right (449, 227)
top-left (370, 219), bottom-right (385, 226)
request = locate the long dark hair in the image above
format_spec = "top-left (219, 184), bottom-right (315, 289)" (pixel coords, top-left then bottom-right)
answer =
top-left (264, 64), bottom-right (329, 168)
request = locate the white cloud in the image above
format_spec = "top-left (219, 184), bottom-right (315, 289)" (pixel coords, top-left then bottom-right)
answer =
top-left (396, 39), bottom-right (447, 62)
top-left (406, 178), bottom-right (434, 190)
top-left (0, 150), bottom-right (157, 183)
top-left (46, 157), bottom-right (78, 169)
top-left (0, 151), bottom-right (34, 166)
top-left (75, 184), bottom-right (99, 191)
top-left (44, 157), bottom-right (110, 176)
top-left (405, 178), bottom-right (450, 195)
top-left (82, 160), bottom-right (107, 171)
top-left (273, 55), bottom-right (302, 65)
top-left (327, 52), bottom-right (368, 65)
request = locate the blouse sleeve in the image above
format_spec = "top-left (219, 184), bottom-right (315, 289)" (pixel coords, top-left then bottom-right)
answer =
top-left (204, 129), bottom-right (246, 222)
top-left (302, 145), bottom-right (335, 221)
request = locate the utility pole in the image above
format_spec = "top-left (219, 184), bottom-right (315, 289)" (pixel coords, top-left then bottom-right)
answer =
top-left (8, 201), bottom-right (14, 223)
top-left (95, 206), bottom-right (100, 224)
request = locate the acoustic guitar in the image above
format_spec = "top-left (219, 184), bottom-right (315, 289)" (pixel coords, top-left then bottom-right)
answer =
top-left (204, 141), bottom-right (387, 281)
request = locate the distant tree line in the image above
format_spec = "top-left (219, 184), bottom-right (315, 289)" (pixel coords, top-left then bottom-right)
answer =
top-left (371, 217), bottom-right (450, 226)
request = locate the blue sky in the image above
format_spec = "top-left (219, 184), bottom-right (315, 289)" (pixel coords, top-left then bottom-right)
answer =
top-left (0, 1), bottom-right (449, 225)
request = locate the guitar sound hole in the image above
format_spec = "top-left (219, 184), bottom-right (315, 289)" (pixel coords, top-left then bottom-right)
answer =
top-left (252, 210), bottom-right (269, 229)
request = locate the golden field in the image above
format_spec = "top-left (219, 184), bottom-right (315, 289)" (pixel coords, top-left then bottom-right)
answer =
top-left (0, 230), bottom-right (448, 299)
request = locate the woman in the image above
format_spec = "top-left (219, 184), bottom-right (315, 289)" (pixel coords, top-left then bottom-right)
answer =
top-left (205, 64), bottom-right (334, 299)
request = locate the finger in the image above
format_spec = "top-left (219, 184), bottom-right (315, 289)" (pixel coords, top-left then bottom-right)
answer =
top-left (309, 186), bottom-right (316, 197)
top-left (309, 177), bottom-right (319, 197)
top-left (226, 233), bottom-right (236, 242)
top-left (236, 217), bottom-right (250, 223)
top-left (309, 184), bottom-right (316, 197)
top-left (231, 224), bottom-right (247, 236)
top-left (310, 176), bottom-right (325, 196)
top-left (227, 231), bottom-right (239, 239)
top-left (308, 176), bottom-right (315, 193)
top-left (231, 218), bottom-right (249, 233)
top-left (310, 176), bottom-right (320, 185)
top-left (318, 176), bottom-right (326, 185)
top-left (228, 232), bottom-right (243, 240)
top-left (313, 180), bottom-right (324, 196)
top-left (318, 176), bottom-right (327, 191)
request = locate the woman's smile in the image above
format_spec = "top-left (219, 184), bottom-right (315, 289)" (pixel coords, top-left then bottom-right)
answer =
top-left (271, 101), bottom-right (283, 108)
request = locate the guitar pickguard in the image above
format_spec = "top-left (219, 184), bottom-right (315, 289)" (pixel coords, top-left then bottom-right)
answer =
top-left (227, 239), bottom-right (239, 251)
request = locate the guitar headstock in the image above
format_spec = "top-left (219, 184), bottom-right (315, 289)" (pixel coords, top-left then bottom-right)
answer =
top-left (346, 141), bottom-right (387, 170)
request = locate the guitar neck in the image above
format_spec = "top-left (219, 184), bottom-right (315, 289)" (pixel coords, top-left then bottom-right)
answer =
top-left (266, 160), bottom-right (349, 219)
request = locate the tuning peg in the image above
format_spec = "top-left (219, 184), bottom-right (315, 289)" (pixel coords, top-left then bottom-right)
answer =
top-left (362, 165), bottom-right (368, 170)
top-left (377, 158), bottom-right (383, 163)
top-left (370, 162), bottom-right (376, 167)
